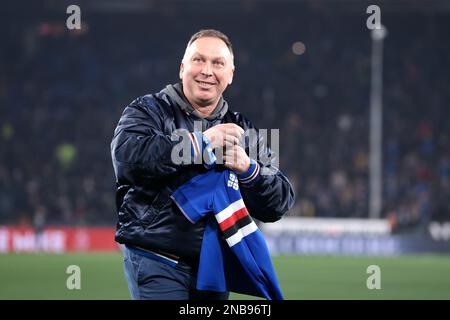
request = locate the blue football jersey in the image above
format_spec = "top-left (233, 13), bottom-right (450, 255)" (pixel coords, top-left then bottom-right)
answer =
top-left (171, 169), bottom-right (284, 300)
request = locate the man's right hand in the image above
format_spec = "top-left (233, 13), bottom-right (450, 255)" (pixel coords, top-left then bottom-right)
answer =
top-left (203, 123), bottom-right (245, 149)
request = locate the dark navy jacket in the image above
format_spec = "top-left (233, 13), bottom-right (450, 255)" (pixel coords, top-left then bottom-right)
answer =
top-left (110, 84), bottom-right (295, 263)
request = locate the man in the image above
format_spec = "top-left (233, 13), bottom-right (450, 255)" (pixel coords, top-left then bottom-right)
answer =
top-left (111, 29), bottom-right (295, 300)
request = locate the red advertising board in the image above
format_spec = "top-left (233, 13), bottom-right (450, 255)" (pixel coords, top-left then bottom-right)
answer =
top-left (0, 226), bottom-right (120, 253)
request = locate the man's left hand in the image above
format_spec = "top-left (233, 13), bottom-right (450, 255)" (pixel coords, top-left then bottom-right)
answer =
top-left (223, 144), bottom-right (250, 174)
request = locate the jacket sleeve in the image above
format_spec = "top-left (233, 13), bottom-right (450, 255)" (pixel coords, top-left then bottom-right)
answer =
top-left (237, 122), bottom-right (295, 223)
top-left (111, 96), bottom-right (199, 185)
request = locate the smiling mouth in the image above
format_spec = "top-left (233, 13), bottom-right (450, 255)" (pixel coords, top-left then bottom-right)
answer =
top-left (196, 80), bottom-right (216, 88)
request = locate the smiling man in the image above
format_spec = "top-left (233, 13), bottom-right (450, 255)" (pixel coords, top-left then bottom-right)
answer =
top-left (180, 34), bottom-right (234, 116)
top-left (111, 29), bottom-right (295, 300)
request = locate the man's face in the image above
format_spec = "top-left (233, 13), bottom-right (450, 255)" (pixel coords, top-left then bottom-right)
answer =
top-left (180, 37), bottom-right (234, 108)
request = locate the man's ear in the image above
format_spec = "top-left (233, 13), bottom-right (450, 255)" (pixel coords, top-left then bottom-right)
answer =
top-left (179, 63), bottom-right (184, 80)
top-left (228, 68), bottom-right (234, 85)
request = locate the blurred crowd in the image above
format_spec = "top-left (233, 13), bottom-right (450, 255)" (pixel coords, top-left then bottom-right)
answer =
top-left (0, 2), bottom-right (449, 233)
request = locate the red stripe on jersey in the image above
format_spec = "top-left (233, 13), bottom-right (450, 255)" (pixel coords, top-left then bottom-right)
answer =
top-left (219, 207), bottom-right (249, 231)
top-left (190, 132), bottom-right (200, 158)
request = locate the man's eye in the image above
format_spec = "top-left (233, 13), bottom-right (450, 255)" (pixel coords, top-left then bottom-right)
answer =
top-left (214, 61), bottom-right (225, 66)
top-left (193, 57), bottom-right (202, 62)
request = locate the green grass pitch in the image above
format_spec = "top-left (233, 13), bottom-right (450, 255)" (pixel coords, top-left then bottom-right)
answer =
top-left (0, 253), bottom-right (449, 299)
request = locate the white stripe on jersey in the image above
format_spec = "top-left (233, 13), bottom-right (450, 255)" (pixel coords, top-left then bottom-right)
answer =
top-left (226, 221), bottom-right (258, 247)
top-left (215, 199), bottom-right (245, 223)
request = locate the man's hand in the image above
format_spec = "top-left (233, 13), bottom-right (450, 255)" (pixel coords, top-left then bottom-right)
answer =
top-left (203, 123), bottom-right (244, 149)
top-left (223, 144), bottom-right (251, 174)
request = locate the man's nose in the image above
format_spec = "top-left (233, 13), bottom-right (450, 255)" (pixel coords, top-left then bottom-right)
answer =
top-left (200, 61), bottom-right (213, 76)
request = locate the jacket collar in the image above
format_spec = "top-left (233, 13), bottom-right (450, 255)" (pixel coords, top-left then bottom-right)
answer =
top-left (162, 83), bottom-right (228, 121)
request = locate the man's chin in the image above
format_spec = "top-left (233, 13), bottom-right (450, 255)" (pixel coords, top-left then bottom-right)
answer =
top-left (195, 100), bottom-right (214, 108)
top-left (194, 95), bottom-right (216, 107)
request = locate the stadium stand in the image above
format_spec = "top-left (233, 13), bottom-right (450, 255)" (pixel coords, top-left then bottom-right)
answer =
top-left (1, 1), bottom-right (449, 235)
